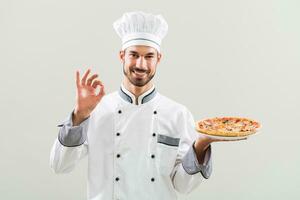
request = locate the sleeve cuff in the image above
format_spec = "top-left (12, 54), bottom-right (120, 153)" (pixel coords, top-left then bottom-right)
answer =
top-left (181, 142), bottom-right (212, 179)
top-left (57, 111), bottom-right (90, 147)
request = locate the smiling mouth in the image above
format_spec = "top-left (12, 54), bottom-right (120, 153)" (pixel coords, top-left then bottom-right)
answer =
top-left (132, 69), bottom-right (147, 77)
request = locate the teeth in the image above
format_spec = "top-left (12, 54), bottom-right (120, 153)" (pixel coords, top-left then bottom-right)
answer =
top-left (133, 70), bottom-right (145, 74)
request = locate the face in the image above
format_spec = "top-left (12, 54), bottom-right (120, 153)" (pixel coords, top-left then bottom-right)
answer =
top-left (120, 45), bottom-right (161, 87)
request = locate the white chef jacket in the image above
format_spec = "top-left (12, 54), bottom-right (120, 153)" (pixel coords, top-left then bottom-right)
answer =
top-left (50, 85), bottom-right (212, 200)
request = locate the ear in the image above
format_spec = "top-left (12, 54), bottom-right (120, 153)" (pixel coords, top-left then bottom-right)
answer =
top-left (119, 50), bottom-right (125, 63)
top-left (157, 53), bottom-right (162, 63)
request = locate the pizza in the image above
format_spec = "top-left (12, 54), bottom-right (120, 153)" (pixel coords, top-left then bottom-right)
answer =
top-left (196, 117), bottom-right (261, 137)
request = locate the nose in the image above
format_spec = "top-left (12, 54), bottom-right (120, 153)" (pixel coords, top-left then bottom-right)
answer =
top-left (136, 56), bottom-right (147, 69)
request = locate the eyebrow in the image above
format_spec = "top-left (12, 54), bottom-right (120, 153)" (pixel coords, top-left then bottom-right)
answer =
top-left (128, 51), bottom-right (156, 56)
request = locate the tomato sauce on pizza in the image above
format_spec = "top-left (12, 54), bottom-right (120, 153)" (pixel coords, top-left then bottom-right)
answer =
top-left (196, 117), bottom-right (261, 137)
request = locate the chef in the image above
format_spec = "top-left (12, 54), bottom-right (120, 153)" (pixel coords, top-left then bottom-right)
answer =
top-left (50, 11), bottom-right (224, 200)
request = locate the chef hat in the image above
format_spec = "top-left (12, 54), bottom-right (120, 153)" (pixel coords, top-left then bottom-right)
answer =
top-left (113, 11), bottom-right (168, 53)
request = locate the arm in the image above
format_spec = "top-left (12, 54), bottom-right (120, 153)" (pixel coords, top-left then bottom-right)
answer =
top-left (171, 109), bottom-right (213, 194)
top-left (50, 69), bottom-right (105, 174)
top-left (171, 109), bottom-right (247, 193)
top-left (50, 111), bottom-right (89, 174)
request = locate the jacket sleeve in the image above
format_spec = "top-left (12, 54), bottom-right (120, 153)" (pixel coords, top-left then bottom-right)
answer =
top-left (171, 108), bottom-right (213, 194)
top-left (50, 111), bottom-right (89, 174)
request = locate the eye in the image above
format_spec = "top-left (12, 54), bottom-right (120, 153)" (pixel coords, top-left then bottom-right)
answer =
top-left (129, 53), bottom-right (139, 58)
top-left (145, 55), bottom-right (154, 59)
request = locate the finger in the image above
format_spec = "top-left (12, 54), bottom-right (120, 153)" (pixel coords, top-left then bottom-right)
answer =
top-left (87, 74), bottom-right (99, 86)
top-left (92, 80), bottom-right (104, 93)
top-left (92, 81), bottom-right (105, 96)
top-left (76, 70), bottom-right (80, 87)
top-left (96, 84), bottom-right (105, 98)
top-left (81, 69), bottom-right (91, 86)
top-left (92, 80), bottom-right (102, 88)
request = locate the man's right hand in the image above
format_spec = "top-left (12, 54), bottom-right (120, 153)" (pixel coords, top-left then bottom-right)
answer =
top-left (72, 69), bottom-right (105, 126)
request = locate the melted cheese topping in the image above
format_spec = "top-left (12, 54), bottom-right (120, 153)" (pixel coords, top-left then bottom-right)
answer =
top-left (198, 117), bottom-right (260, 133)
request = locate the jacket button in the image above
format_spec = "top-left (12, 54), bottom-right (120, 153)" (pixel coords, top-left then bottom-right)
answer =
top-left (118, 110), bottom-right (122, 114)
top-left (116, 132), bottom-right (120, 136)
top-left (115, 177), bottom-right (119, 181)
top-left (152, 133), bottom-right (156, 137)
top-left (151, 154), bottom-right (155, 159)
top-left (116, 154), bottom-right (121, 158)
top-left (151, 177), bottom-right (155, 182)
top-left (153, 110), bottom-right (157, 114)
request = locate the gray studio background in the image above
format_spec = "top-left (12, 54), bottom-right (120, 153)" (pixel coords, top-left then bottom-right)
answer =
top-left (1, 0), bottom-right (300, 199)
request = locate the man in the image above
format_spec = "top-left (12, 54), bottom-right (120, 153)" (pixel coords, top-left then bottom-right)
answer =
top-left (50, 11), bottom-right (235, 200)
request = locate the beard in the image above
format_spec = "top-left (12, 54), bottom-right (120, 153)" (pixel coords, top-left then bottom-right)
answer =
top-left (123, 64), bottom-right (155, 87)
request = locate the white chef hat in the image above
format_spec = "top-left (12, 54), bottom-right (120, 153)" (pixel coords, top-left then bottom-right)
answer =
top-left (113, 11), bottom-right (168, 53)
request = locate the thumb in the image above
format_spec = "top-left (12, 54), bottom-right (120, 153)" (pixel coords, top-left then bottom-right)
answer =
top-left (96, 84), bottom-right (105, 99)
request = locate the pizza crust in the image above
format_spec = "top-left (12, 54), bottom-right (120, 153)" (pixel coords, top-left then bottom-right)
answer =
top-left (196, 117), bottom-right (261, 137)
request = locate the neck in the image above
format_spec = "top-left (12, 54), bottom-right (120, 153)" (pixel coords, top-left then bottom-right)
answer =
top-left (123, 78), bottom-right (153, 98)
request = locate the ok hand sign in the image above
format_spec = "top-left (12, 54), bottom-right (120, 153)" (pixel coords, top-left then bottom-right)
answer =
top-left (73, 69), bottom-right (105, 125)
